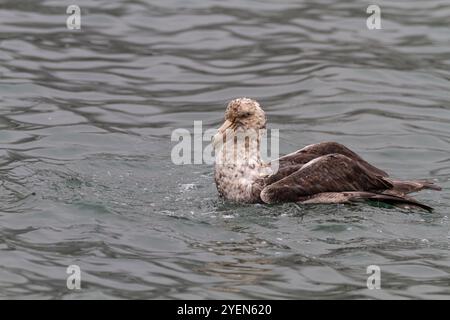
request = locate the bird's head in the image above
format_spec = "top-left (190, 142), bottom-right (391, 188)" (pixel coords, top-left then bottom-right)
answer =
top-left (217, 97), bottom-right (266, 133)
top-left (213, 98), bottom-right (266, 149)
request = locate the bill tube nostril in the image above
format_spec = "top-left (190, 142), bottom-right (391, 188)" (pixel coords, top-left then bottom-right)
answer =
top-left (218, 119), bottom-right (233, 134)
top-left (213, 120), bottom-right (233, 148)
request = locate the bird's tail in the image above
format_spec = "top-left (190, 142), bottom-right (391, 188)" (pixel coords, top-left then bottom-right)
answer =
top-left (300, 191), bottom-right (435, 211)
top-left (384, 178), bottom-right (442, 194)
top-left (365, 193), bottom-right (434, 212)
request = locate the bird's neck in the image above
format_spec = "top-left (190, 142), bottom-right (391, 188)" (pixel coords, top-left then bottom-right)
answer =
top-left (214, 130), bottom-right (269, 203)
top-left (214, 130), bottom-right (264, 171)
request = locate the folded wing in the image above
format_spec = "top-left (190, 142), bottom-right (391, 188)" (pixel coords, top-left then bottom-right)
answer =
top-left (261, 153), bottom-right (392, 204)
top-left (269, 142), bottom-right (388, 186)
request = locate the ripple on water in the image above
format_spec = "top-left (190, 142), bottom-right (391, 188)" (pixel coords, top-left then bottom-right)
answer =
top-left (0, 0), bottom-right (449, 299)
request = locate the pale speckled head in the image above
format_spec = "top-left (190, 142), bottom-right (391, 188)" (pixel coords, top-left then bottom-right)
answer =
top-left (214, 98), bottom-right (266, 139)
top-left (224, 97), bottom-right (266, 130)
top-left (213, 97), bottom-right (266, 149)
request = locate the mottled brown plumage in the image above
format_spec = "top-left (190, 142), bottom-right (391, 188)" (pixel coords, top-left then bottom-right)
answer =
top-left (214, 98), bottom-right (441, 210)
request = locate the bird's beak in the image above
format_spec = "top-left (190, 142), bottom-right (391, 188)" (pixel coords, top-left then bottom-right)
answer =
top-left (217, 119), bottom-right (233, 134)
top-left (213, 120), bottom-right (233, 148)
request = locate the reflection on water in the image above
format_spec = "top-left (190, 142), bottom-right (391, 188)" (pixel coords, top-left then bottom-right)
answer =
top-left (0, 0), bottom-right (449, 299)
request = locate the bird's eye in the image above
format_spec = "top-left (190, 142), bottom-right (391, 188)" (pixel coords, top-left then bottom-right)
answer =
top-left (242, 112), bottom-right (251, 117)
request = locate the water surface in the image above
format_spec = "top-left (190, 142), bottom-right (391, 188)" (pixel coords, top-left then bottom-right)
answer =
top-left (0, 0), bottom-right (449, 299)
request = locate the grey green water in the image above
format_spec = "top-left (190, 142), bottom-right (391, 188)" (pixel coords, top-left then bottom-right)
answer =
top-left (0, 0), bottom-right (449, 299)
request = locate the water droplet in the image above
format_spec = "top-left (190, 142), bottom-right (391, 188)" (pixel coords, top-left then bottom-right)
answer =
top-left (180, 183), bottom-right (196, 191)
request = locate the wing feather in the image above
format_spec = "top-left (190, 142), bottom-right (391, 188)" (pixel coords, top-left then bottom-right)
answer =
top-left (261, 153), bottom-right (391, 204)
top-left (272, 142), bottom-right (388, 179)
top-left (298, 191), bottom-right (433, 211)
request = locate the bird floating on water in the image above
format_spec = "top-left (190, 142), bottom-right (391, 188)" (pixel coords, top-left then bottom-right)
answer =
top-left (213, 98), bottom-right (441, 211)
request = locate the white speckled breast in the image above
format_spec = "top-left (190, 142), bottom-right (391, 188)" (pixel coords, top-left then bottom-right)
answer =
top-left (214, 134), bottom-right (266, 203)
